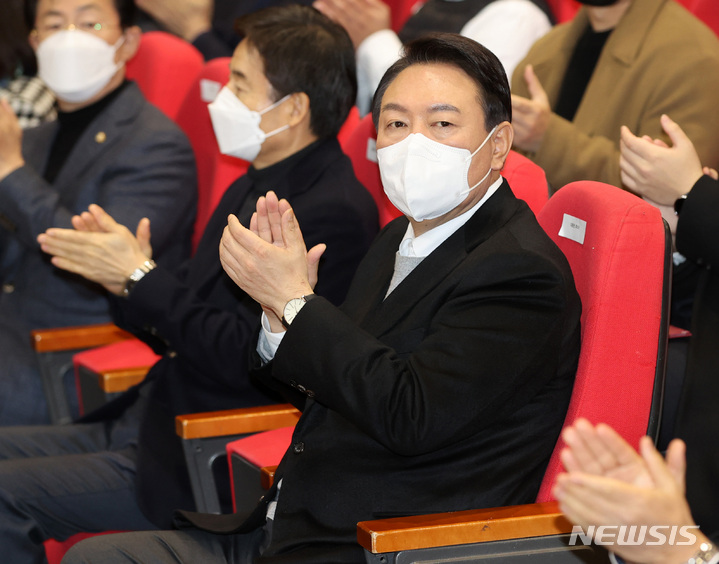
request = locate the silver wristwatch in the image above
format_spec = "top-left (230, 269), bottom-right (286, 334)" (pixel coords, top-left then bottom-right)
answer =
top-left (687, 541), bottom-right (719, 564)
top-left (122, 259), bottom-right (157, 297)
top-left (281, 294), bottom-right (316, 328)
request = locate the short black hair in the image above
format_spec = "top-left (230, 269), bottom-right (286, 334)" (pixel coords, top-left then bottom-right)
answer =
top-left (235, 5), bottom-right (357, 140)
top-left (24, 0), bottom-right (137, 31)
top-left (372, 33), bottom-right (511, 132)
top-left (2, 0), bottom-right (37, 78)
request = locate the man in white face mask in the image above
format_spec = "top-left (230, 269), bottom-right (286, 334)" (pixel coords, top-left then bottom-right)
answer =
top-left (65, 33), bottom-right (581, 564)
top-left (0, 0), bottom-right (197, 426)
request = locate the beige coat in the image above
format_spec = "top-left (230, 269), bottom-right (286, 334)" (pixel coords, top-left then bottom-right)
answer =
top-left (511, 0), bottom-right (719, 191)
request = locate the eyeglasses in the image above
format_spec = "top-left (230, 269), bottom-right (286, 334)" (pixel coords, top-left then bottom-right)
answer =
top-left (34, 21), bottom-right (120, 38)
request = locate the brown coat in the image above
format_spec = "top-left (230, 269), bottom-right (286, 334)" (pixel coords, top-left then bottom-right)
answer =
top-left (511, 0), bottom-right (719, 191)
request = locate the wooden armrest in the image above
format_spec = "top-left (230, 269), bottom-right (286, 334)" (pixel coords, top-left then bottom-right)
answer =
top-left (176, 404), bottom-right (301, 440)
top-left (96, 366), bottom-right (151, 393)
top-left (357, 501), bottom-right (572, 554)
top-left (31, 323), bottom-right (132, 353)
top-left (260, 465), bottom-right (277, 490)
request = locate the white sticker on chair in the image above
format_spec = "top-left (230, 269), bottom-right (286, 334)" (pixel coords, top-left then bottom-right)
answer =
top-left (558, 213), bottom-right (587, 244)
top-left (200, 79), bottom-right (222, 103)
top-left (366, 138), bottom-right (378, 163)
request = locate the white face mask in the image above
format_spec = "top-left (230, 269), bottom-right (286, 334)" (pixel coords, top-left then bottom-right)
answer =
top-left (208, 86), bottom-right (291, 162)
top-left (37, 29), bottom-right (125, 104)
top-left (377, 126), bottom-right (498, 221)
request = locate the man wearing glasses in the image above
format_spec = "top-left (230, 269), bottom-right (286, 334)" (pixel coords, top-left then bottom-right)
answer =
top-left (0, 0), bottom-right (197, 425)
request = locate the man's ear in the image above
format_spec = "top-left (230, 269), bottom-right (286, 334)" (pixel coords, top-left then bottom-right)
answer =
top-left (116, 26), bottom-right (142, 64)
top-left (491, 121), bottom-right (514, 170)
top-left (29, 30), bottom-right (40, 51)
top-left (287, 92), bottom-right (311, 128)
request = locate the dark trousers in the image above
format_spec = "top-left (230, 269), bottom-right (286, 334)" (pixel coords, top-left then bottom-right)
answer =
top-left (0, 400), bottom-right (157, 564)
top-left (62, 526), bottom-right (264, 564)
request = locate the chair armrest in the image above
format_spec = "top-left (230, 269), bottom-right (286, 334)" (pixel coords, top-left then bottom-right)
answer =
top-left (357, 501), bottom-right (572, 554)
top-left (175, 404), bottom-right (301, 440)
top-left (260, 465), bottom-right (278, 490)
top-left (95, 366), bottom-right (151, 393)
top-left (31, 323), bottom-right (132, 353)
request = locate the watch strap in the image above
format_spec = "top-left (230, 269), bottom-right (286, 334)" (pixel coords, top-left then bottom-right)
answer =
top-left (674, 193), bottom-right (689, 216)
top-left (122, 259), bottom-right (157, 297)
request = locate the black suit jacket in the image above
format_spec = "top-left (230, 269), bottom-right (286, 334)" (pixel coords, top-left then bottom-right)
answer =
top-left (180, 181), bottom-right (581, 564)
top-left (84, 138), bottom-right (378, 528)
top-left (674, 175), bottom-right (719, 543)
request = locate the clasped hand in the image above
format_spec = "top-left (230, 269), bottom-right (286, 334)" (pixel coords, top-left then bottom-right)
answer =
top-left (37, 204), bottom-right (153, 296)
top-left (219, 191), bottom-right (325, 328)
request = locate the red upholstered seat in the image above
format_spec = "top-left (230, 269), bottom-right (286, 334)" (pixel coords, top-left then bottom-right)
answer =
top-left (341, 113), bottom-right (402, 227)
top-left (73, 338), bottom-right (160, 415)
top-left (45, 531), bottom-right (122, 564)
top-left (125, 31), bottom-right (204, 121)
top-left (534, 180), bottom-right (670, 501)
top-left (689, 0), bottom-right (719, 37)
top-left (502, 150), bottom-right (549, 216)
top-left (545, 0), bottom-right (581, 23)
top-left (174, 57), bottom-right (250, 252)
top-left (226, 426), bottom-right (296, 512)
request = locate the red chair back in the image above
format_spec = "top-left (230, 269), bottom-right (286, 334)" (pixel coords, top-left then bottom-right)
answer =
top-left (545, 0), bottom-right (581, 22)
top-left (174, 58), bottom-right (250, 251)
top-left (385, 0), bottom-right (423, 31)
top-left (535, 181), bottom-right (670, 501)
top-left (342, 113), bottom-right (402, 227)
top-left (688, 0), bottom-right (719, 37)
top-left (125, 31), bottom-right (204, 121)
top-left (338, 106), bottom-right (362, 149)
top-left (502, 151), bottom-right (549, 216)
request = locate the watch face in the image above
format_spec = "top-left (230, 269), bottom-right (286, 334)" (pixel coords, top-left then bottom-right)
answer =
top-left (283, 297), bottom-right (306, 326)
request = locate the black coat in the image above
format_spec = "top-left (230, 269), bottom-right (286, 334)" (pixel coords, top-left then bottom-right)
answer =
top-left (180, 181), bottom-right (582, 564)
top-left (84, 138), bottom-right (379, 528)
top-left (674, 175), bottom-right (719, 543)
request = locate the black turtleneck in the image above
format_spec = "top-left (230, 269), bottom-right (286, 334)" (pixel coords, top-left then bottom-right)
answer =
top-left (245, 138), bottom-right (324, 193)
top-left (555, 25), bottom-right (613, 122)
top-left (43, 80), bottom-right (130, 184)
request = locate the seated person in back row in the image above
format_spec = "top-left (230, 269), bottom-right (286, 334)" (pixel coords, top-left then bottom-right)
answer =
top-left (511, 0), bottom-right (719, 192)
top-left (0, 5), bottom-right (378, 563)
top-left (63, 32), bottom-right (581, 564)
top-left (555, 419), bottom-right (718, 563)
top-left (133, 0), bottom-right (314, 60)
top-left (0, 0), bottom-right (197, 426)
top-left (315, 0), bottom-right (554, 115)
top-left (620, 115), bottom-right (719, 545)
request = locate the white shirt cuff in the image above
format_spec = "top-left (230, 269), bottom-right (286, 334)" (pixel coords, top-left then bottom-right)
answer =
top-left (257, 311), bottom-right (286, 364)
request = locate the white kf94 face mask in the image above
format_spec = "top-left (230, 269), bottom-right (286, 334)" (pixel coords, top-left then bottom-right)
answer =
top-left (37, 29), bottom-right (125, 104)
top-left (208, 86), bottom-right (291, 162)
top-left (377, 125), bottom-right (498, 221)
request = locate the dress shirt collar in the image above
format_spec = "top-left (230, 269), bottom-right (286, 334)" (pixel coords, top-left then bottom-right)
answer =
top-left (398, 176), bottom-right (504, 257)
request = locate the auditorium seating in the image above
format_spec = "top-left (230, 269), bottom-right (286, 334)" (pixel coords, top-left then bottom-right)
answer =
top-left (125, 31), bottom-right (204, 121)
